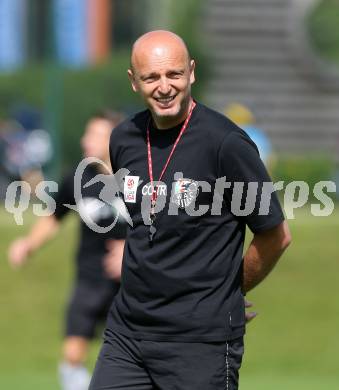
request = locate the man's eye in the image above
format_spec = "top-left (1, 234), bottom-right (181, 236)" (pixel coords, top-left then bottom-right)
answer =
top-left (144, 77), bottom-right (156, 83)
top-left (168, 73), bottom-right (181, 79)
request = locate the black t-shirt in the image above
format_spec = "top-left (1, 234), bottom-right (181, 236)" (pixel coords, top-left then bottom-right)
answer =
top-left (107, 102), bottom-right (285, 342)
top-left (53, 164), bottom-right (127, 283)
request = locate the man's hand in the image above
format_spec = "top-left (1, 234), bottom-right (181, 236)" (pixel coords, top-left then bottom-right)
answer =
top-left (8, 238), bottom-right (32, 269)
top-left (8, 215), bottom-right (60, 270)
top-left (103, 239), bottom-right (125, 281)
top-left (245, 299), bottom-right (257, 323)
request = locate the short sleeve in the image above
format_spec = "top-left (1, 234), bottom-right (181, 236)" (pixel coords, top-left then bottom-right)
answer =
top-left (218, 129), bottom-right (284, 233)
top-left (53, 171), bottom-right (75, 220)
top-left (109, 141), bottom-right (116, 173)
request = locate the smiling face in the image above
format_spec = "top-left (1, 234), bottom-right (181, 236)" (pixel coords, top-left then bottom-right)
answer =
top-left (128, 31), bottom-right (195, 129)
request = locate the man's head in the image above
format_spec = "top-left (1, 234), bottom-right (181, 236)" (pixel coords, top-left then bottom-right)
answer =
top-left (81, 110), bottom-right (124, 161)
top-left (128, 30), bottom-right (195, 129)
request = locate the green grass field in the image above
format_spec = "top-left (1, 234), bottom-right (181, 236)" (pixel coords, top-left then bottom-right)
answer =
top-left (1, 205), bottom-right (338, 389)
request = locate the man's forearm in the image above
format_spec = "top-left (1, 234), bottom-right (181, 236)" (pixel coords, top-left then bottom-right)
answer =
top-left (242, 221), bottom-right (291, 293)
top-left (26, 215), bottom-right (60, 251)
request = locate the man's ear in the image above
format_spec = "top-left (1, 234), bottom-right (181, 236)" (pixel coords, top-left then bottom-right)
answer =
top-left (189, 59), bottom-right (196, 85)
top-left (127, 69), bottom-right (138, 92)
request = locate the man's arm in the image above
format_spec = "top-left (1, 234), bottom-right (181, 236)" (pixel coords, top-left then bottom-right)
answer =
top-left (103, 239), bottom-right (125, 281)
top-left (8, 215), bottom-right (60, 268)
top-left (242, 220), bottom-right (291, 294)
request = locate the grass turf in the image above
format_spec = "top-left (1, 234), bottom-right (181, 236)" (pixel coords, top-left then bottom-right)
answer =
top-left (0, 206), bottom-right (338, 389)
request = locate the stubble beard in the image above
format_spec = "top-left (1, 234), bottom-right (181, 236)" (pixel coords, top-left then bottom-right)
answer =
top-left (150, 91), bottom-right (191, 129)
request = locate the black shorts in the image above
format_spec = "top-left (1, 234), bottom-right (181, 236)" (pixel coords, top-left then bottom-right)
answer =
top-left (89, 329), bottom-right (244, 390)
top-left (65, 280), bottom-right (119, 339)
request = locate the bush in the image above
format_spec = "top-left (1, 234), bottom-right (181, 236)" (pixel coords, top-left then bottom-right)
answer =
top-left (0, 53), bottom-right (139, 176)
top-left (308, 0), bottom-right (339, 63)
top-left (272, 155), bottom-right (336, 200)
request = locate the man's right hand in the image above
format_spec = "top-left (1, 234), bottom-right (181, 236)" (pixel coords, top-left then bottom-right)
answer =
top-left (8, 238), bottom-right (32, 268)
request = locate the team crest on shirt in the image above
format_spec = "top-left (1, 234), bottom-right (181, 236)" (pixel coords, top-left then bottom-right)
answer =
top-left (171, 178), bottom-right (199, 209)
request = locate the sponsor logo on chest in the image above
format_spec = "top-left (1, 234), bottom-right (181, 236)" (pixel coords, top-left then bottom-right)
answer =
top-left (123, 176), bottom-right (199, 209)
top-left (123, 175), bottom-right (140, 203)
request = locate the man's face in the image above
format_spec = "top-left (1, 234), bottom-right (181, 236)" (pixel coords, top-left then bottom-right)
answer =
top-left (81, 118), bottom-right (112, 160)
top-left (128, 46), bottom-right (195, 128)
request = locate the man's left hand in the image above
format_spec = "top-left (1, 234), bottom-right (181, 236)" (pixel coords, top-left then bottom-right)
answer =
top-left (245, 299), bottom-right (257, 323)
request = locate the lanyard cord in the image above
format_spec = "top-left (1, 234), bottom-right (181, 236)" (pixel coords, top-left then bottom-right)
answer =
top-left (146, 99), bottom-right (196, 208)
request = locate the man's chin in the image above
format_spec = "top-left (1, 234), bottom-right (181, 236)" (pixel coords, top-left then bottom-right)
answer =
top-left (153, 105), bottom-right (181, 119)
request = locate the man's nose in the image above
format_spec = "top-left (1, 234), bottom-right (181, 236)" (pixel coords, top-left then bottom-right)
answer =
top-left (158, 77), bottom-right (171, 95)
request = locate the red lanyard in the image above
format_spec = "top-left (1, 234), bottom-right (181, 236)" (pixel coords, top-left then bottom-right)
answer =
top-left (146, 100), bottom-right (196, 209)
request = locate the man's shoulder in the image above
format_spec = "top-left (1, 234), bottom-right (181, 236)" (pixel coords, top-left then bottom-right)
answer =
top-left (196, 102), bottom-right (242, 139)
top-left (112, 109), bottom-right (149, 137)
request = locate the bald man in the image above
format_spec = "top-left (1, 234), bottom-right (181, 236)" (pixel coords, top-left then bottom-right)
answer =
top-left (89, 31), bottom-right (291, 390)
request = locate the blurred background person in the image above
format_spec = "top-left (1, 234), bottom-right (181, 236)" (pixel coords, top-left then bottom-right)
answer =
top-left (0, 105), bottom-right (53, 194)
top-left (7, 110), bottom-right (127, 390)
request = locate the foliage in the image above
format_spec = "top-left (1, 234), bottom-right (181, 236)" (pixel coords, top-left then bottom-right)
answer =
top-left (0, 53), bottom-right (139, 176)
top-left (308, 0), bottom-right (339, 63)
top-left (272, 155), bottom-right (334, 188)
top-left (168, 0), bottom-right (209, 87)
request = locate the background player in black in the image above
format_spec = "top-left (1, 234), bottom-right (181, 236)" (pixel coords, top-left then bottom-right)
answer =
top-left (89, 31), bottom-right (292, 389)
top-left (8, 111), bottom-right (127, 390)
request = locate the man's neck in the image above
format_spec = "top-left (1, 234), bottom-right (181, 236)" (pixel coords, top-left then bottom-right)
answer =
top-left (89, 159), bottom-right (111, 174)
top-left (99, 158), bottom-right (112, 173)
